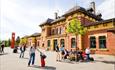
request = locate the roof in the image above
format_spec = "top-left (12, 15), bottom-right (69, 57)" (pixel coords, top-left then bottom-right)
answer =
top-left (63, 6), bottom-right (103, 21)
top-left (30, 33), bottom-right (41, 37)
top-left (39, 18), bottom-right (54, 27)
top-left (21, 35), bottom-right (29, 39)
top-left (84, 18), bottom-right (115, 26)
top-left (51, 17), bottom-right (65, 23)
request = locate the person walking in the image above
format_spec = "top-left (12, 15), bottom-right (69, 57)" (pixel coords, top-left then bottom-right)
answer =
top-left (1, 41), bottom-right (5, 53)
top-left (28, 44), bottom-right (36, 66)
top-left (19, 44), bottom-right (26, 58)
top-left (55, 44), bottom-right (60, 61)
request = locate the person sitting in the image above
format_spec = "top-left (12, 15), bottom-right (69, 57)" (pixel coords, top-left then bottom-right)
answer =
top-left (63, 49), bottom-right (69, 59)
top-left (68, 49), bottom-right (75, 61)
top-left (74, 48), bottom-right (84, 62)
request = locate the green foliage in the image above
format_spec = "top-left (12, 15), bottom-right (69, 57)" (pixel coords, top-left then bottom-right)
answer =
top-left (0, 39), bottom-right (10, 47)
top-left (8, 39), bottom-right (11, 47)
top-left (66, 18), bottom-right (86, 35)
top-left (4, 40), bottom-right (9, 47)
top-left (20, 38), bottom-right (27, 45)
top-left (0, 40), bottom-right (2, 45)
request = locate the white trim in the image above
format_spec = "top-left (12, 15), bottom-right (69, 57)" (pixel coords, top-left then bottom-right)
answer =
top-left (88, 33), bottom-right (107, 38)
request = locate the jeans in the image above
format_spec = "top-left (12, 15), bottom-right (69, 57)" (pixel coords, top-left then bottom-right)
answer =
top-left (20, 51), bottom-right (24, 58)
top-left (28, 53), bottom-right (35, 65)
top-left (86, 54), bottom-right (90, 61)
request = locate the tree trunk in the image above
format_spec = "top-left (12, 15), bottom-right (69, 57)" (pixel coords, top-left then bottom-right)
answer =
top-left (78, 35), bottom-right (82, 50)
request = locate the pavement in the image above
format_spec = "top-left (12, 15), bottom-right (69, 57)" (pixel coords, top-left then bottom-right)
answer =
top-left (0, 47), bottom-right (115, 70)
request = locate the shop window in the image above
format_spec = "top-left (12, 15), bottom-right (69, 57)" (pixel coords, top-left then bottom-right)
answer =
top-left (71, 38), bottom-right (76, 48)
top-left (99, 36), bottom-right (106, 48)
top-left (90, 36), bottom-right (96, 48)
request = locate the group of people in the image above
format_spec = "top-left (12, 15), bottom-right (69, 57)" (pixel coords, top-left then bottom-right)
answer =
top-left (18, 44), bottom-right (36, 66)
top-left (55, 44), bottom-right (92, 62)
top-left (18, 43), bottom-right (46, 67)
top-left (55, 44), bottom-right (69, 61)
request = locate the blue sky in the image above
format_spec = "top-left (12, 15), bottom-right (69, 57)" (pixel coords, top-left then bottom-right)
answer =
top-left (0, 0), bottom-right (115, 40)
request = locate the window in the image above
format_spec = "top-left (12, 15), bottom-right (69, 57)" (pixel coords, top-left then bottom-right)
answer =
top-left (56, 28), bottom-right (58, 34)
top-left (103, 23), bottom-right (108, 27)
top-left (47, 40), bottom-right (50, 47)
top-left (59, 27), bottom-right (61, 34)
top-left (71, 38), bottom-right (76, 48)
top-left (87, 26), bottom-right (90, 29)
top-left (52, 29), bottom-right (54, 35)
top-left (90, 36), bottom-right (96, 48)
top-left (94, 25), bottom-right (98, 28)
top-left (42, 28), bottom-right (45, 32)
top-left (60, 39), bottom-right (65, 47)
top-left (37, 41), bottom-right (39, 46)
top-left (99, 36), bottom-right (106, 48)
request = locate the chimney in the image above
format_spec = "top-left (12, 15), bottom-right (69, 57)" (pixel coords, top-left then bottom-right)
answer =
top-left (90, 2), bottom-right (96, 14)
top-left (54, 12), bottom-right (58, 19)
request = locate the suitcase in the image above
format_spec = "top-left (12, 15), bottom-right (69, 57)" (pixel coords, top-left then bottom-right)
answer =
top-left (13, 49), bottom-right (17, 53)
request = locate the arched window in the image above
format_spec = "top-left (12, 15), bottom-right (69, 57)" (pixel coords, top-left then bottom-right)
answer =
top-left (71, 38), bottom-right (76, 48)
top-left (90, 36), bottom-right (96, 48)
top-left (99, 36), bottom-right (106, 48)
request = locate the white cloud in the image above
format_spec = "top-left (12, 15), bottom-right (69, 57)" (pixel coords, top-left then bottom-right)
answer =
top-left (0, 0), bottom-right (56, 40)
top-left (1, 0), bottom-right (114, 40)
top-left (97, 0), bottom-right (115, 19)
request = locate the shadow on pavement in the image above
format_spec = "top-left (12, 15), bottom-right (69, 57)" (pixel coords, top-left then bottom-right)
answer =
top-left (23, 57), bottom-right (29, 59)
top-left (101, 61), bottom-right (115, 64)
top-left (94, 60), bottom-right (115, 64)
top-left (0, 53), bottom-right (8, 56)
top-left (32, 65), bottom-right (56, 70)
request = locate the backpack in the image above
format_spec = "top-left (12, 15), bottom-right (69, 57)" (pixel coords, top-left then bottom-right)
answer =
top-left (40, 53), bottom-right (47, 59)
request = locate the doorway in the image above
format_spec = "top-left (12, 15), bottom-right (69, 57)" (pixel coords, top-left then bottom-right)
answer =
top-left (53, 39), bottom-right (58, 50)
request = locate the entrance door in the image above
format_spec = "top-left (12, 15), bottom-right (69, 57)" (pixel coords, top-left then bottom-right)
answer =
top-left (53, 39), bottom-right (58, 50)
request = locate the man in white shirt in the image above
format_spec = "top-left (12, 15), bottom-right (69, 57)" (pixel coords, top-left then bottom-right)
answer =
top-left (85, 47), bottom-right (90, 61)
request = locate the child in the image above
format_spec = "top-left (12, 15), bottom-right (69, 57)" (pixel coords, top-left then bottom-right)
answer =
top-left (40, 52), bottom-right (46, 67)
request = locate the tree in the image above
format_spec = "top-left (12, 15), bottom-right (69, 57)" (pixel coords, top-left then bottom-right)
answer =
top-left (8, 39), bottom-right (11, 47)
top-left (0, 39), bottom-right (2, 45)
top-left (66, 18), bottom-right (86, 50)
top-left (15, 36), bottom-right (20, 46)
top-left (4, 40), bottom-right (8, 47)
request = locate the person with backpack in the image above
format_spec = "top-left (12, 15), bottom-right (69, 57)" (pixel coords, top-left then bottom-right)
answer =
top-left (19, 44), bottom-right (26, 58)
